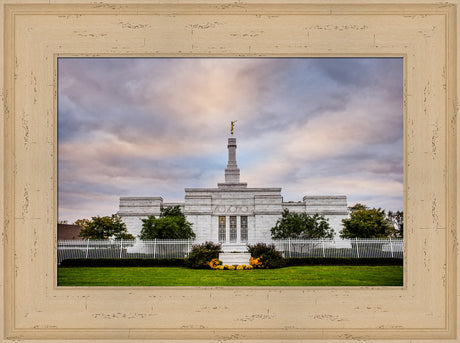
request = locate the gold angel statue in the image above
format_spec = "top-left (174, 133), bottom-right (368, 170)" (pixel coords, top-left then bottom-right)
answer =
top-left (231, 120), bottom-right (237, 135)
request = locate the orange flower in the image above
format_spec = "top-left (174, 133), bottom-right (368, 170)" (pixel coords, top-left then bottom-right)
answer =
top-left (207, 258), bottom-right (221, 269)
top-left (250, 257), bottom-right (263, 268)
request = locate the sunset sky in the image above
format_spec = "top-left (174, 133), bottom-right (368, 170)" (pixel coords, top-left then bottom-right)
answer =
top-left (58, 58), bottom-right (403, 223)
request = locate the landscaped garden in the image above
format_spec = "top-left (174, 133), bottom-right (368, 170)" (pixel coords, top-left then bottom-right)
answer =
top-left (58, 242), bottom-right (403, 287)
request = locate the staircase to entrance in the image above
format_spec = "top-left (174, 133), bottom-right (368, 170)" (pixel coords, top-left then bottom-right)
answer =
top-left (218, 252), bottom-right (251, 266)
top-left (221, 243), bottom-right (248, 253)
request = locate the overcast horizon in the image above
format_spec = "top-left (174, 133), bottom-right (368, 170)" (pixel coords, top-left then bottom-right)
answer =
top-left (58, 57), bottom-right (403, 223)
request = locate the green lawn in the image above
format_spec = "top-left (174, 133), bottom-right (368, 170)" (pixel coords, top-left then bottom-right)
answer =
top-left (58, 265), bottom-right (403, 286)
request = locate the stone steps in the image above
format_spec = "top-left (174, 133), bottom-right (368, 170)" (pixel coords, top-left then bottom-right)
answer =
top-left (221, 244), bottom-right (248, 253)
top-left (218, 252), bottom-right (251, 266)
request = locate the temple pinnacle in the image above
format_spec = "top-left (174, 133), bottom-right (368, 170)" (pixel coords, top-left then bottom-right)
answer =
top-left (231, 120), bottom-right (237, 135)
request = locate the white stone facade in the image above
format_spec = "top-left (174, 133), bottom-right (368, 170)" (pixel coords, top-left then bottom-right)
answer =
top-left (118, 137), bottom-right (348, 246)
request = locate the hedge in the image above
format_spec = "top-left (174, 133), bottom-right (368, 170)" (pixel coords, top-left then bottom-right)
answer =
top-left (59, 257), bottom-right (403, 268)
top-left (284, 257), bottom-right (403, 266)
top-left (59, 258), bottom-right (186, 267)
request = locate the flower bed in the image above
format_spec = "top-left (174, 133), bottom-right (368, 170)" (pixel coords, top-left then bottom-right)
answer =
top-left (207, 258), bottom-right (253, 270)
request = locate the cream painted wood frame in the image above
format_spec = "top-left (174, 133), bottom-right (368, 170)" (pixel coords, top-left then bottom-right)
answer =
top-left (1, 1), bottom-right (458, 342)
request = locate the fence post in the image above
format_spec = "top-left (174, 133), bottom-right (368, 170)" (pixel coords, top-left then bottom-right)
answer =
top-left (389, 237), bottom-right (394, 258)
top-left (288, 238), bottom-right (291, 258)
top-left (85, 239), bottom-right (90, 259)
top-left (153, 238), bottom-right (157, 259)
top-left (355, 238), bottom-right (360, 258)
top-left (322, 239), bottom-right (325, 258)
top-left (119, 238), bottom-right (123, 258)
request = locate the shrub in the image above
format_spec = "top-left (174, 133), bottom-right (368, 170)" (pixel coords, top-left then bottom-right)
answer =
top-left (185, 241), bottom-right (223, 269)
top-left (247, 243), bottom-right (285, 269)
top-left (247, 242), bottom-right (274, 258)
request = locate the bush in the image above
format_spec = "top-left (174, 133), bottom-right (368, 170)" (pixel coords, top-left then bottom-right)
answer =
top-left (185, 241), bottom-right (223, 269)
top-left (59, 258), bottom-right (185, 267)
top-left (247, 243), bottom-right (285, 269)
top-left (284, 257), bottom-right (403, 266)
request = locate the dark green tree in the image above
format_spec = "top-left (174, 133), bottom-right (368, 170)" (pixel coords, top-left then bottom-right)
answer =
top-left (340, 206), bottom-right (395, 238)
top-left (348, 203), bottom-right (369, 212)
top-left (78, 214), bottom-right (135, 240)
top-left (270, 209), bottom-right (334, 239)
top-left (387, 210), bottom-right (404, 238)
top-left (138, 205), bottom-right (195, 240)
top-left (73, 218), bottom-right (89, 228)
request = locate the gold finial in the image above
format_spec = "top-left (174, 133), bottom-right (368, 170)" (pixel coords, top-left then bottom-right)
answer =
top-left (231, 120), bottom-right (237, 135)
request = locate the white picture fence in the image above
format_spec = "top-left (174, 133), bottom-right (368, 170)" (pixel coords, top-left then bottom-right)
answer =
top-left (57, 238), bottom-right (403, 264)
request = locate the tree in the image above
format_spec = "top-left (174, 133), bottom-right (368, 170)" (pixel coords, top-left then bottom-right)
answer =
top-left (73, 218), bottom-right (89, 228)
top-left (340, 206), bottom-right (395, 238)
top-left (270, 209), bottom-right (334, 239)
top-left (348, 203), bottom-right (369, 212)
top-left (387, 210), bottom-right (404, 238)
top-left (78, 214), bottom-right (135, 240)
top-left (139, 205), bottom-right (195, 240)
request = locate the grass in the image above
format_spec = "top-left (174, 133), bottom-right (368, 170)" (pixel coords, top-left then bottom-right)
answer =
top-left (58, 265), bottom-right (403, 287)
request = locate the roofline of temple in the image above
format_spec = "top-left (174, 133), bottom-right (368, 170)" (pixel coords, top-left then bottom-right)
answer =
top-left (184, 187), bottom-right (282, 192)
top-left (120, 196), bottom-right (164, 201)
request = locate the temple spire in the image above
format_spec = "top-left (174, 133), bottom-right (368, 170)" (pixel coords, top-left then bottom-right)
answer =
top-left (218, 121), bottom-right (247, 189)
top-left (225, 137), bottom-right (240, 183)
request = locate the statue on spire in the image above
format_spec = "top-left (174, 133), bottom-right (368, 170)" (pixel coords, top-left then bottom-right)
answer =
top-left (230, 120), bottom-right (237, 135)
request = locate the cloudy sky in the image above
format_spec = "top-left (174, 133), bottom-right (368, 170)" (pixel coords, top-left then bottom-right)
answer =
top-left (58, 58), bottom-right (403, 223)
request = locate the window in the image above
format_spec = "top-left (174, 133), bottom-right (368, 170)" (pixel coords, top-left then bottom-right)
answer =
top-left (218, 216), bottom-right (226, 243)
top-left (241, 216), bottom-right (248, 243)
top-left (229, 216), bottom-right (237, 243)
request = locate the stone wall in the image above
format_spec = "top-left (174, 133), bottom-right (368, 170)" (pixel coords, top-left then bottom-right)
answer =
top-left (118, 197), bottom-right (163, 216)
top-left (120, 215), bottom-right (148, 238)
top-left (303, 195), bottom-right (348, 214)
top-left (118, 193), bottom-right (348, 240)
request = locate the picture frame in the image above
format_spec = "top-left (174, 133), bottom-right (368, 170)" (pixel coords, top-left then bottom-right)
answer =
top-left (1, 1), bottom-right (458, 342)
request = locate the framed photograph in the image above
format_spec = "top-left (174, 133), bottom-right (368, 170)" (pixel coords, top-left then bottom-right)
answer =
top-left (1, 1), bottom-right (458, 342)
top-left (56, 56), bottom-right (404, 286)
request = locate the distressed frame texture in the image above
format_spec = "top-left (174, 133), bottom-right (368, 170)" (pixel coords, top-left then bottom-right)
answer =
top-left (1, 1), bottom-right (459, 342)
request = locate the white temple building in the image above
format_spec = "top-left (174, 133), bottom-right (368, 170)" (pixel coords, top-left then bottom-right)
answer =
top-left (118, 134), bottom-right (348, 249)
